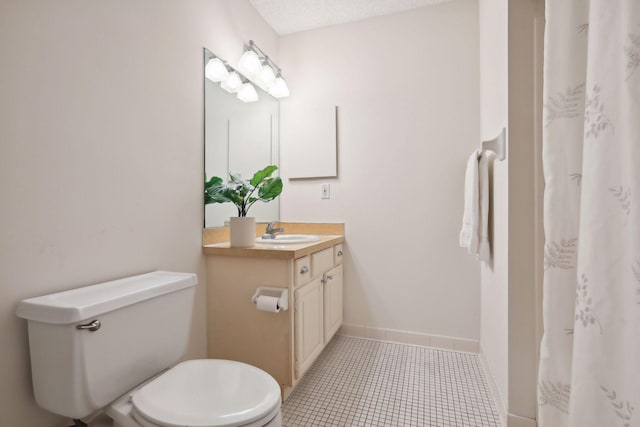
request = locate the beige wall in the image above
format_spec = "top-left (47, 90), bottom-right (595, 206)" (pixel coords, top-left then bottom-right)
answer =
top-left (0, 1), bottom-right (277, 425)
top-left (506, 0), bottom-right (543, 421)
top-left (479, 0), bottom-right (544, 424)
top-left (278, 0), bottom-right (482, 340)
top-left (479, 0), bottom-right (510, 414)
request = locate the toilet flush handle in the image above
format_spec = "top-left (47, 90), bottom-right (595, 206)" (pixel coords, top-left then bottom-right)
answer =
top-left (76, 320), bottom-right (101, 332)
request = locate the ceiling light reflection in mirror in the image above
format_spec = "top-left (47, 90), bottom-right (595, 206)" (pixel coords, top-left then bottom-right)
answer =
top-left (206, 54), bottom-right (258, 103)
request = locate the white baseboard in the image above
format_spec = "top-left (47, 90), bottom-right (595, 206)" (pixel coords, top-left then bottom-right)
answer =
top-left (339, 323), bottom-right (479, 353)
top-left (508, 413), bottom-right (537, 427)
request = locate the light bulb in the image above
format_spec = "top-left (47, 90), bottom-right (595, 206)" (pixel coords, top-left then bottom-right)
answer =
top-left (254, 64), bottom-right (277, 91)
top-left (237, 50), bottom-right (262, 77)
top-left (205, 57), bottom-right (229, 82)
top-left (221, 72), bottom-right (242, 93)
top-left (237, 82), bottom-right (259, 102)
top-left (268, 76), bottom-right (290, 98)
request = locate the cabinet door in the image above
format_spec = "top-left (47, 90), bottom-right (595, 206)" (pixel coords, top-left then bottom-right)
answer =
top-left (295, 277), bottom-right (324, 379)
top-left (323, 264), bottom-right (343, 344)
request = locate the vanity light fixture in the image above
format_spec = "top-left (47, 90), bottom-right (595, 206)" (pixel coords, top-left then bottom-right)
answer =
top-left (205, 56), bottom-right (229, 82)
top-left (269, 74), bottom-right (290, 98)
top-left (221, 71), bottom-right (243, 93)
top-left (206, 51), bottom-right (258, 102)
top-left (205, 45), bottom-right (286, 102)
top-left (254, 63), bottom-right (277, 91)
top-left (237, 48), bottom-right (262, 77)
top-left (237, 81), bottom-right (259, 103)
top-left (240, 40), bottom-right (290, 98)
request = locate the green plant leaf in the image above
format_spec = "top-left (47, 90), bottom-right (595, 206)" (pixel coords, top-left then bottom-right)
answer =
top-left (222, 186), bottom-right (244, 205)
top-left (206, 187), bottom-right (231, 204)
top-left (205, 190), bottom-right (216, 204)
top-left (205, 175), bottom-right (223, 190)
top-left (258, 177), bottom-right (283, 201)
top-left (205, 176), bottom-right (227, 204)
top-left (229, 171), bottom-right (245, 184)
top-left (250, 165), bottom-right (278, 187)
top-left (206, 166), bottom-right (283, 215)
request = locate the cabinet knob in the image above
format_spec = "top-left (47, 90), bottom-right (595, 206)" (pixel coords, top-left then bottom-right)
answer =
top-left (337, 250), bottom-right (343, 256)
top-left (300, 266), bottom-right (309, 274)
top-left (322, 274), bottom-right (334, 285)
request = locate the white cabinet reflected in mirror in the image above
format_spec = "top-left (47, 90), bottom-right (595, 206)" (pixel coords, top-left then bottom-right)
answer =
top-left (204, 48), bottom-right (279, 228)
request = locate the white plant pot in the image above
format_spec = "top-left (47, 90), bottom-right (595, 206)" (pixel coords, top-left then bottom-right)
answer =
top-left (230, 217), bottom-right (256, 248)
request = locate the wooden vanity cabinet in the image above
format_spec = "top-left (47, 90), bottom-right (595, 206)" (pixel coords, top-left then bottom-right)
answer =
top-left (205, 240), bottom-right (343, 399)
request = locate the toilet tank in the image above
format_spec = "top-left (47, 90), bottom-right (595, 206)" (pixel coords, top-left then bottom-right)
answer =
top-left (16, 271), bottom-right (197, 419)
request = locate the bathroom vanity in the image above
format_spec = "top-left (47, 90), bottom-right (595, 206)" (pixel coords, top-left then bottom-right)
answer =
top-left (203, 223), bottom-right (344, 399)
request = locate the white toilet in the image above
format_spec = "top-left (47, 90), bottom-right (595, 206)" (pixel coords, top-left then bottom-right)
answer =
top-left (16, 271), bottom-right (282, 427)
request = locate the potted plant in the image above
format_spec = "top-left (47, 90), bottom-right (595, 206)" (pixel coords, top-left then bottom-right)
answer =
top-left (205, 165), bottom-right (283, 247)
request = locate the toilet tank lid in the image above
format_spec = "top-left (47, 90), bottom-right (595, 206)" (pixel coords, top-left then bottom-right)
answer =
top-left (16, 271), bottom-right (197, 324)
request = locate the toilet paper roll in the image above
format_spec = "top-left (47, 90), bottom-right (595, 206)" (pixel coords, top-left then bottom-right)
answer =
top-left (256, 295), bottom-right (281, 313)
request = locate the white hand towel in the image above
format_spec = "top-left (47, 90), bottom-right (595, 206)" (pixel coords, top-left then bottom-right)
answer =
top-left (459, 149), bottom-right (480, 254)
top-left (477, 152), bottom-right (491, 262)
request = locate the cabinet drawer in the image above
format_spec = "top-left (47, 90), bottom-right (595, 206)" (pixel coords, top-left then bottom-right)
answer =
top-left (311, 248), bottom-right (333, 277)
top-left (334, 244), bottom-right (344, 265)
top-left (294, 256), bottom-right (311, 287)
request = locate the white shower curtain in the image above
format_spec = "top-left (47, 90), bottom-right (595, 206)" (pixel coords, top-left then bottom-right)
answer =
top-left (538, 0), bottom-right (640, 426)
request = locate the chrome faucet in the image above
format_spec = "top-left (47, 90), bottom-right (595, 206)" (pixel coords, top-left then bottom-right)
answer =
top-left (262, 221), bottom-right (284, 239)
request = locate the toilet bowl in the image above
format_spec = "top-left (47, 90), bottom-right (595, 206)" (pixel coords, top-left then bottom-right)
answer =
top-left (16, 271), bottom-right (282, 427)
top-left (107, 359), bottom-right (282, 427)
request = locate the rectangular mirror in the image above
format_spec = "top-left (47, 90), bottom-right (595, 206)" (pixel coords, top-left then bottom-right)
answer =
top-left (204, 48), bottom-right (280, 228)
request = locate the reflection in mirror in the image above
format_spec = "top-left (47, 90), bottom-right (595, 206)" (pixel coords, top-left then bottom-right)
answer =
top-left (204, 48), bottom-right (279, 228)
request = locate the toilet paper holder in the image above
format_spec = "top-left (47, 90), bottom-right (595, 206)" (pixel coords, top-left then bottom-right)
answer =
top-left (251, 287), bottom-right (289, 311)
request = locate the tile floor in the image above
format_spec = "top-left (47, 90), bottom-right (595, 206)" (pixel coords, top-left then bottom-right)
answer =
top-left (282, 335), bottom-right (501, 427)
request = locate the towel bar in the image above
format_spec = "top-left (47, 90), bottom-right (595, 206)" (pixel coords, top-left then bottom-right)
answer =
top-left (481, 128), bottom-right (506, 161)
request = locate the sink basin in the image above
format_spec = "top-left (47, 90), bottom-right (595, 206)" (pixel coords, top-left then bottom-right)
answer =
top-left (255, 234), bottom-right (321, 244)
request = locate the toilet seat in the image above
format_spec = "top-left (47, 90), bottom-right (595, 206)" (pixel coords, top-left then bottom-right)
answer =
top-left (129, 359), bottom-right (281, 427)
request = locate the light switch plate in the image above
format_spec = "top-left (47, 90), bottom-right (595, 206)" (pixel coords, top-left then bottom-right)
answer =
top-left (321, 183), bottom-right (330, 199)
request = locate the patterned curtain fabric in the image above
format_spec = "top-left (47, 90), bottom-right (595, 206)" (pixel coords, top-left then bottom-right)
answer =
top-left (538, 1), bottom-right (640, 426)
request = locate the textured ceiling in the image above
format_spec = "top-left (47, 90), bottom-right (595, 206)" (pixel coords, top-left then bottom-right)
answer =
top-left (249, 0), bottom-right (450, 35)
